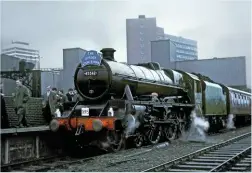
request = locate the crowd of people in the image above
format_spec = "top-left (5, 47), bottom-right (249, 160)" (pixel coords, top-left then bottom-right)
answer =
top-left (42, 86), bottom-right (83, 124)
top-left (1, 78), bottom-right (83, 128)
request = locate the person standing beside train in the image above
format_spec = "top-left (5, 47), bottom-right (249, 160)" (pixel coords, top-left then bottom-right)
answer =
top-left (42, 86), bottom-right (52, 123)
top-left (48, 88), bottom-right (61, 118)
top-left (58, 89), bottom-right (67, 114)
top-left (42, 86), bottom-right (51, 107)
top-left (1, 87), bottom-right (10, 128)
top-left (13, 79), bottom-right (30, 128)
top-left (66, 88), bottom-right (75, 102)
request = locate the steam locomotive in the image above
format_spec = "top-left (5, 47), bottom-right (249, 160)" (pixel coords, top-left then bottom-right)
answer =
top-left (49, 48), bottom-right (251, 152)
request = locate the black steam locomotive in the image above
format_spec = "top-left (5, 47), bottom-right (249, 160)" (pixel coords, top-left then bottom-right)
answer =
top-left (49, 48), bottom-right (251, 152)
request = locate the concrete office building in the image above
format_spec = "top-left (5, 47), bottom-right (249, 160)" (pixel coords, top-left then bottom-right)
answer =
top-left (126, 15), bottom-right (198, 64)
top-left (2, 41), bottom-right (40, 69)
top-left (151, 40), bottom-right (247, 87)
top-left (61, 48), bottom-right (87, 92)
top-left (126, 15), bottom-right (158, 64)
top-left (164, 34), bottom-right (198, 61)
top-left (151, 40), bottom-right (177, 68)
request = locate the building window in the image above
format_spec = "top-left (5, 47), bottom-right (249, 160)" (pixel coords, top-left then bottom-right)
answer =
top-left (140, 51), bottom-right (144, 55)
top-left (140, 44), bottom-right (144, 48)
top-left (140, 37), bottom-right (144, 41)
top-left (140, 32), bottom-right (144, 35)
top-left (140, 24), bottom-right (144, 28)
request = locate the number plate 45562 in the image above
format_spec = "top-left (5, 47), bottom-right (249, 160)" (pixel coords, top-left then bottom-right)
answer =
top-left (84, 71), bottom-right (98, 76)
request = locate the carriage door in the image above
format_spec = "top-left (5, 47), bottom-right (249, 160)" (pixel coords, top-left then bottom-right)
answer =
top-left (194, 80), bottom-right (203, 116)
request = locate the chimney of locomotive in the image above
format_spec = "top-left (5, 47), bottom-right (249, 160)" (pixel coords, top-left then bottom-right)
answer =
top-left (100, 48), bottom-right (116, 61)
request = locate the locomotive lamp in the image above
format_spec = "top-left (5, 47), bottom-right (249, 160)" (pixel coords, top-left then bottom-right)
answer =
top-left (50, 119), bottom-right (60, 132)
top-left (108, 107), bottom-right (114, 117)
top-left (92, 119), bottom-right (103, 132)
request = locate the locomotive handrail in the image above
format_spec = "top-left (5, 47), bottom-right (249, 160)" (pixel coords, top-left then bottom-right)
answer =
top-left (114, 73), bottom-right (185, 90)
top-left (98, 101), bottom-right (110, 117)
top-left (114, 73), bottom-right (158, 84)
top-left (123, 77), bottom-right (185, 90)
top-left (67, 101), bottom-right (80, 130)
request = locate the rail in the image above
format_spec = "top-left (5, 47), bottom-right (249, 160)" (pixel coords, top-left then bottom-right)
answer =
top-left (1, 154), bottom-right (97, 172)
top-left (143, 132), bottom-right (251, 172)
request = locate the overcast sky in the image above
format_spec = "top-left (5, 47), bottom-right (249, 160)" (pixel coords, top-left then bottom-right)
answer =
top-left (1, 0), bottom-right (251, 84)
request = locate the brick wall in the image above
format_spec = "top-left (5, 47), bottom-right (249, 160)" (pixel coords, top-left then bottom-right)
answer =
top-left (3, 96), bottom-right (47, 127)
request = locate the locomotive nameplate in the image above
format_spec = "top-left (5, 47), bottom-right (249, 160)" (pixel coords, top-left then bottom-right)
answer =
top-left (81, 107), bottom-right (89, 116)
top-left (84, 71), bottom-right (98, 76)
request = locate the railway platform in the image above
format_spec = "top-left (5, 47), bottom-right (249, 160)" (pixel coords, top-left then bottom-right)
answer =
top-left (1, 125), bottom-right (62, 166)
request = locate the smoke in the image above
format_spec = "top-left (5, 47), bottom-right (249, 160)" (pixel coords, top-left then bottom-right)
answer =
top-left (124, 114), bottom-right (140, 137)
top-left (182, 110), bottom-right (210, 142)
top-left (226, 114), bottom-right (236, 130)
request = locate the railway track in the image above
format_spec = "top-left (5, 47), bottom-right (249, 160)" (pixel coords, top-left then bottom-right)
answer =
top-left (1, 144), bottom-right (150, 172)
top-left (1, 155), bottom-right (97, 172)
top-left (143, 132), bottom-right (251, 172)
top-left (1, 127), bottom-right (250, 172)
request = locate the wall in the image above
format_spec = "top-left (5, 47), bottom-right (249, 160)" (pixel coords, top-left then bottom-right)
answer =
top-left (3, 96), bottom-right (46, 127)
top-left (150, 40), bottom-right (247, 87)
top-left (151, 40), bottom-right (176, 68)
top-left (173, 57), bottom-right (247, 87)
top-left (0, 54), bottom-right (20, 71)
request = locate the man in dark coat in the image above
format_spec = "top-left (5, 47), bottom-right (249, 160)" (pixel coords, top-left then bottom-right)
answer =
top-left (13, 79), bottom-right (30, 127)
top-left (1, 90), bottom-right (10, 128)
top-left (42, 86), bottom-right (51, 106)
top-left (48, 88), bottom-right (61, 118)
top-left (66, 88), bottom-right (74, 102)
top-left (58, 89), bottom-right (67, 114)
top-left (42, 86), bottom-right (52, 123)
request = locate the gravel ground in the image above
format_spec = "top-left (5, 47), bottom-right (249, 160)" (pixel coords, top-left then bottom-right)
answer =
top-left (53, 126), bottom-right (251, 172)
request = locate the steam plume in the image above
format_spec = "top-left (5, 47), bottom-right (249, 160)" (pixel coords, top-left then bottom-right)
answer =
top-left (226, 114), bottom-right (236, 129)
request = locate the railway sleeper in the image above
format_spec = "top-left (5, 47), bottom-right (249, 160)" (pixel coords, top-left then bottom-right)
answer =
top-left (182, 161), bottom-right (220, 166)
top-left (191, 158), bottom-right (227, 162)
top-left (208, 151), bottom-right (242, 154)
top-left (235, 163), bottom-right (251, 167)
top-left (230, 167), bottom-right (250, 171)
top-left (168, 168), bottom-right (204, 172)
top-left (173, 164), bottom-right (215, 170)
top-left (204, 154), bottom-right (237, 157)
top-left (198, 156), bottom-right (232, 160)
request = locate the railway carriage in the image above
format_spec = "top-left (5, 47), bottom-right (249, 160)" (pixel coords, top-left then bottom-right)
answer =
top-left (225, 87), bottom-right (251, 125)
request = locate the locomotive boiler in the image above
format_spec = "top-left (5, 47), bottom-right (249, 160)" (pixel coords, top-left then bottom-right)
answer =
top-left (74, 48), bottom-right (187, 102)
